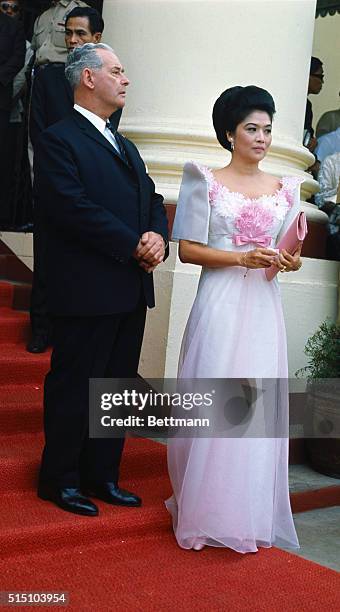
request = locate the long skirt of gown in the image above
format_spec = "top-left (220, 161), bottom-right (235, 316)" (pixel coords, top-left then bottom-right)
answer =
top-left (165, 265), bottom-right (299, 553)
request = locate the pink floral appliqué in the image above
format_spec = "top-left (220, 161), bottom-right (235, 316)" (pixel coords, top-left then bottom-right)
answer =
top-left (233, 202), bottom-right (274, 247)
top-left (191, 163), bottom-right (304, 240)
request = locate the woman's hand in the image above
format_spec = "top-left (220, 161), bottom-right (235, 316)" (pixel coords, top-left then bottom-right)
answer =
top-left (275, 243), bottom-right (303, 273)
top-left (241, 248), bottom-right (278, 269)
top-left (178, 241), bottom-right (293, 271)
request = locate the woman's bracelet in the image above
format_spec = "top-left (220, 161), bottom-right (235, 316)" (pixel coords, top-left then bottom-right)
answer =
top-left (241, 252), bottom-right (249, 278)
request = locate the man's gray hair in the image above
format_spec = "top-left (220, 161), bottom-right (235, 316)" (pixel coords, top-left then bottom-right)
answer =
top-left (65, 43), bottom-right (114, 90)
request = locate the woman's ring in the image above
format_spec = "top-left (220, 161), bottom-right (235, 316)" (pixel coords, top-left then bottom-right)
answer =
top-left (280, 266), bottom-right (287, 273)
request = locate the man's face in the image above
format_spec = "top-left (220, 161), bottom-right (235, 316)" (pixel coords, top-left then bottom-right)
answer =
top-left (65, 17), bottom-right (102, 51)
top-left (91, 50), bottom-right (130, 112)
top-left (309, 69), bottom-right (324, 95)
top-left (0, 1), bottom-right (20, 17)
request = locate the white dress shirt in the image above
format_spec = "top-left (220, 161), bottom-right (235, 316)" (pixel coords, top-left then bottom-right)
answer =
top-left (315, 127), bottom-right (340, 163)
top-left (74, 104), bottom-right (120, 153)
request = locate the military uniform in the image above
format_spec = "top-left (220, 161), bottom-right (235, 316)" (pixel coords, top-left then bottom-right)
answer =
top-left (31, 0), bottom-right (89, 66)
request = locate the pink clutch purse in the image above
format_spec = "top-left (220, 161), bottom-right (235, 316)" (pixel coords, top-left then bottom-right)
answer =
top-left (265, 211), bottom-right (308, 281)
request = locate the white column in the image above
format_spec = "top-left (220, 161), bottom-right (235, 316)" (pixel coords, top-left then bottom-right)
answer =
top-left (103, 0), bottom-right (338, 378)
top-left (104, 0), bottom-right (319, 198)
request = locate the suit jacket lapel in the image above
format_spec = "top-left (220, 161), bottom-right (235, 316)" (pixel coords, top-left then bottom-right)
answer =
top-left (71, 109), bottom-right (129, 166)
top-left (118, 135), bottom-right (150, 220)
top-left (71, 110), bottom-right (149, 231)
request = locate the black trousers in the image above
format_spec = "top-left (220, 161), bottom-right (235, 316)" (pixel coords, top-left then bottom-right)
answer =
top-left (30, 212), bottom-right (50, 337)
top-left (39, 298), bottom-right (147, 488)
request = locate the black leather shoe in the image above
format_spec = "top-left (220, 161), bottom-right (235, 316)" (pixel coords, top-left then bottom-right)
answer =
top-left (37, 485), bottom-right (99, 516)
top-left (26, 334), bottom-right (49, 354)
top-left (84, 482), bottom-right (142, 507)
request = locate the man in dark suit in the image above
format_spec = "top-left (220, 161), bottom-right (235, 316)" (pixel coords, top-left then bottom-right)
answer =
top-left (34, 42), bottom-right (168, 516)
top-left (0, 5), bottom-right (25, 225)
top-left (28, 6), bottom-right (122, 354)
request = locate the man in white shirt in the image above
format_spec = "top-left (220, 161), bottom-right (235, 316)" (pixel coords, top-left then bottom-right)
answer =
top-left (315, 127), bottom-right (340, 163)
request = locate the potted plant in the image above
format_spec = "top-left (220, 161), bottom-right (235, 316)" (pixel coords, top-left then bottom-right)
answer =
top-left (297, 319), bottom-right (340, 478)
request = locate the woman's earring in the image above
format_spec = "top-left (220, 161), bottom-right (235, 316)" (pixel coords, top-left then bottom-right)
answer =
top-left (230, 140), bottom-right (234, 152)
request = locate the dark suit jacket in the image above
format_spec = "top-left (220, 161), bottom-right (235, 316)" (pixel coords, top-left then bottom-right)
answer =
top-left (304, 98), bottom-right (314, 137)
top-left (30, 64), bottom-right (122, 148)
top-left (0, 12), bottom-right (26, 111)
top-left (33, 110), bottom-right (168, 316)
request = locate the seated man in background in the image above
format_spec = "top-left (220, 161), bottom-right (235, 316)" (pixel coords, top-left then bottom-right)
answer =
top-left (315, 152), bottom-right (340, 261)
top-left (314, 127), bottom-right (340, 164)
top-left (316, 91), bottom-right (340, 139)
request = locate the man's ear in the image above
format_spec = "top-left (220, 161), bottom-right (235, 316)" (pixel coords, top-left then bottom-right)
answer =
top-left (82, 67), bottom-right (95, 90)
top-left (94, 32), bottom-right (102, 43)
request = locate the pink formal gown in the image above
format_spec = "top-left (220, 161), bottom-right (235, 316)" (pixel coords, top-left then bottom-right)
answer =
top-left (165, 161), bottom-right (301, 553)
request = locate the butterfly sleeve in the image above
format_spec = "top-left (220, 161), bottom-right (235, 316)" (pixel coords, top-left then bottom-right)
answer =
top-left (172, 161), bottom-right (211, 245)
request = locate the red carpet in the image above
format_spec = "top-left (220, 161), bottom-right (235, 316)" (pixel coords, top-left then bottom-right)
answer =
top-left (291, 485), bottom-right (340, 514)
top-left (2, 529), bottom-right (340, 612)
top-left (0, 278), bottom-right (340, 611)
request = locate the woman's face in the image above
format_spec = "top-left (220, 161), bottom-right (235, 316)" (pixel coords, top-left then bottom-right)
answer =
top-left (231, 110), bottom-right (272, 162)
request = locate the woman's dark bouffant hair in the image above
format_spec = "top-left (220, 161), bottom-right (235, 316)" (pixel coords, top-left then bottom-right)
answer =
top-left (212, 85), bottom-right (276, 151)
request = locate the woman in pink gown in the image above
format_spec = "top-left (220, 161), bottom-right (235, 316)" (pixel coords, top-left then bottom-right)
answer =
top-left (166, 86), bottom-right (302, 553)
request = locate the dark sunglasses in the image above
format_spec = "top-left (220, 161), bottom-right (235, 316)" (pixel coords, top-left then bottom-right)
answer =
top-left (0, 2), bottom-right (19, 11)
top-left (311, 73), bottom-right (324, 81)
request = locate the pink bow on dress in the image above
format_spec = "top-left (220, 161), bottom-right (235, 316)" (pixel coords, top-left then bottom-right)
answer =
top-left (232, 234), bottom-right (271, 247)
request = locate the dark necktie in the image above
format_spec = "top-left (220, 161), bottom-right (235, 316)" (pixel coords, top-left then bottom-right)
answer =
top-left (105, 121), bottom-right (129, 165)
